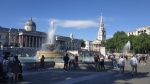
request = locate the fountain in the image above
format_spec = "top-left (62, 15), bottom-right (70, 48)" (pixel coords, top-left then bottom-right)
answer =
top-left (36, 21), bottom-right (65, 59)
top-left (17, 21), bottom-right (65, 70)
top-left (122, 41), bottom-right (133, 56)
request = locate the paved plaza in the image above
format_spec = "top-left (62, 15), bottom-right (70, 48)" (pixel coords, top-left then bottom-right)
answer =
top-left (6, 58), bottom-right (150, 84)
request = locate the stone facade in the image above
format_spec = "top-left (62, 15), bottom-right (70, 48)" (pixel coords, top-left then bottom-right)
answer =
top-left (126, 26), bottom-right (150, 36)
top-left (0, 18), bottom-right (81, 56)
top-left (83, 14), bottom-right (106, 55)
top-left (92, 14), bottom-right (106, 52)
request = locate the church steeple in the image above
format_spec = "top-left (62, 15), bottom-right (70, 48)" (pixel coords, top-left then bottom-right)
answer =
top-left (98, 13), bottom-right (106, 41)
top-left (100, 13), bottom-right (104, 29)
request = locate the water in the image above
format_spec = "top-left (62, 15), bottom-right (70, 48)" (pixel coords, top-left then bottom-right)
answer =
top-left (122, 41), bottom-right (131, 54)
top-left (18, 57), bottom-right (63, 63)
top-left (47, 21), bottom-right (56, 44)
top-left (40, 21), bottom-right (60, 51)
top-left (81, 57), bottom-right (94, 62)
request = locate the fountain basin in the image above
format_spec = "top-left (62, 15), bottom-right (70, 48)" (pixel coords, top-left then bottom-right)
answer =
top-left (36, 51), bottom-right (65, 59)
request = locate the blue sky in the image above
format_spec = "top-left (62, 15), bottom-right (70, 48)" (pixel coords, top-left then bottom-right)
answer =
top-left (0, 0), bottom-right (150, 41)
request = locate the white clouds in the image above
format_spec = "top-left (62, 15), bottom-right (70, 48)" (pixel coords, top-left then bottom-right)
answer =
top-left (49, 19), bottom-right (99, 29)
top-left (49, 16), bottom-right (117, 29)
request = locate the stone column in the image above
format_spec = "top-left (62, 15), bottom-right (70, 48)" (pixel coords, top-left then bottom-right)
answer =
top-left (8, 32), bottom-right (11, 46)
top-left (36, 37), bottom-right (37, 48)
top-left (29, 36), bottom-right (31, 47)
top-left (32, 36), bottom-right (34, 47)
top-left (21, 35), bottom-right (23, 47)
top-left (19, 35), bottom-right (21, 47)
top-left (39, 37), bottom-right (41, 48)
top-left (25, 35), bottom-right (27, 47)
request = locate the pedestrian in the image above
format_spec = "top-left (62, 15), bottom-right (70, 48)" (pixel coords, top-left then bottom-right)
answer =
top-left (94, 54), bottom-right (100, 71)
top-left (63, 53), bottom-right (69, 72)
top-left (110, 55), bottom-right (118, 68)
top-left (74, 54), bottom-right (78, 68)
top-left (40, 55), bottom-right (45, 70)
top-left (11, 56), bottom-right (21, 82)
top-left (119, 56), bottom-right (125, 74)
top-left (142, 54), bottom-right (146, 65)
top-left (33, 62), bottom-right (37, 70)
top-left (2, 55), bottom-right (9, 83)
top-left (125, 55), bottom-right (128, 61)
top-left (130, 55), bottom-right (138, 77)
top-left (99, 54), bottom-right (105, 70)
top-left (0, 54), bottom-right (3, 81)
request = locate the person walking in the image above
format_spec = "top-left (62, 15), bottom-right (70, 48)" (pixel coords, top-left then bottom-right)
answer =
top-left (119, 56), bottom-right (125, 74)
top-left (94, 54), bottom-right (100, 71)
top-left (2, 55), bottom-right (9, 83)
top-left (130, 55), bottom-right (138, 77)
top-left (74, 54), bottom-right (78, 68)
top-left (11, 56), bottom-right (21, 82)
top-left (99, 54), bottom-right (105, 70)
top-left (63, 53), bottom-right (70, 72)
top-left (110, 55), bottom-right (118, 68)
top-left (40, 55), bottom-right (45, 70)
top-left (142, 54), bottom-right (146, 65)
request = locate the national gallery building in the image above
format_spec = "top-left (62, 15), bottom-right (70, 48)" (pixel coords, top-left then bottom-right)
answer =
top-left (0, 18), bottom-right (81, 56)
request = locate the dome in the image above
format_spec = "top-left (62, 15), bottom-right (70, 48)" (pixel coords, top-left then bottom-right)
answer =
top-left (25, 18), bottom-right (36, 27)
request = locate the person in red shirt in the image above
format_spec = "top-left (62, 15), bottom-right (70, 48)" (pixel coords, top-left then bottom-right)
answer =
top-left (40, 55), bottom-right (45, 70)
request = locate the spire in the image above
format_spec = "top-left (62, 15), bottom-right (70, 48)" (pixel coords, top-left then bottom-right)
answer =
top-left (100, 13), bottom-right (103, 23)
top-left (97, 13), bottom-right (106, 41)
top-left (100, 13), bottom-right (104, 28)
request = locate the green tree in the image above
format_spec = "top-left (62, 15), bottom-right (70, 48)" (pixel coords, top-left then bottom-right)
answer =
top-left (132, 33), bottom-right (150, 54)
top-left (80, 39), bottom-right (85, 47)
top-left (105, 38), bottom-right (115, 53)
top-left (113, 31), bottom-right (128, 52)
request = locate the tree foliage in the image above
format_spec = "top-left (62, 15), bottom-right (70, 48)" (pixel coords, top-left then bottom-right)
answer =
top-left (105, 31), bottom-right (150, 54)
top-left (80, 39), bottom-right (85, 47)
top-left (113, 31), bottom-right (128, 50)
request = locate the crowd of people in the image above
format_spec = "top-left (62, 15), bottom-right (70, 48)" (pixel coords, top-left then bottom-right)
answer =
top-left (63, 53), bottom-right (78, 72)
top-left (95, 53), bottom-right (149, 76)
top-left (116, 54), bottom-right (149, 76)
top-left (0, 54), bottom-right (23, 83)
top-left (0, 52), bottom-right (148, 83)
top-left (0, 54), bottom-right (45, 83)
top-left (93, 54), bottom-right (105, 71)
